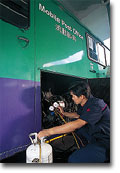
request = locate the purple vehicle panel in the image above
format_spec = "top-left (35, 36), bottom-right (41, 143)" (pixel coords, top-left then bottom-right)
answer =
top-left (0, 78), bottom-right (41, 160)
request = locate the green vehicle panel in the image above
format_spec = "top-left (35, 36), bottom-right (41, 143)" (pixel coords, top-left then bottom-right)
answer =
top-left (0, 0), bottom-right (110, 160)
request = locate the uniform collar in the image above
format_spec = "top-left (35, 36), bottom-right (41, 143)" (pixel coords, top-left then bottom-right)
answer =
top-left (81, 94), bottom-right (93, 108)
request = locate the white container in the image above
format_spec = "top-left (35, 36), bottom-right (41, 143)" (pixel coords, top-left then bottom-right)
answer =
top-left (40, 137), bottom-right (53, 163)
top-left (26, 133), bottom-right (53, 163)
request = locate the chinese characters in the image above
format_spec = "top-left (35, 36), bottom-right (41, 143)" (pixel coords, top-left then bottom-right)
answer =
top-left (56, 24), bottom-right (76, 42)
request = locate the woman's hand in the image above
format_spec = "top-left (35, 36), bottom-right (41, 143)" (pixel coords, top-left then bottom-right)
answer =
top-left (58, 107), bottom-right (80, 119)
top-left (37, 129), bottom-right (49, 139)
top-left (58, 106), bottom-right (65, 115)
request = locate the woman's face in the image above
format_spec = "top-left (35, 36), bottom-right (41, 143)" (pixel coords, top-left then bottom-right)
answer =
top-left (70, 91), bottom-right (83, 105)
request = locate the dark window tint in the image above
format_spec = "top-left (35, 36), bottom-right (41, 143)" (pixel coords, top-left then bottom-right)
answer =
top-left (0, 0), bottom-right (29, 29)
top-left (88, 35), bottom-right (98, 61)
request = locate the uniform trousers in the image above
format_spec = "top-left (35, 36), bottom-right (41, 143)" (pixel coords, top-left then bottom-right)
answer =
top-left (68, 143), bottom-right (107, 163)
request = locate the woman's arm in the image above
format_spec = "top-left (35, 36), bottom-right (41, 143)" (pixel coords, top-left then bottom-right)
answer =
top-left (58, 107), bottom-right (80, 118)
top-left (37, 118), bottom-right (87, 139)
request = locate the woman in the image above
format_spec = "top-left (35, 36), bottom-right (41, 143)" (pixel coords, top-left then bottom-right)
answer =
top-left (37, 81), bottom-right (110, 163)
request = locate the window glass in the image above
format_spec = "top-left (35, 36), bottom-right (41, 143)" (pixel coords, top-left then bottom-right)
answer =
top-left (97, 43), bottom-right (106, 66)
top-left (88, 35), bottom-right (98, 62)
top-left (87, 34), bottom-right (107, 67)
top-left (0, 0), bottom-right (29, 29)
top-left (105, 47), bottom-right (110, 66)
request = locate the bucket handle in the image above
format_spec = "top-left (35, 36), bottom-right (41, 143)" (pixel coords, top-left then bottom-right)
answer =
top-left (29, 133), bottom-right (37, 144)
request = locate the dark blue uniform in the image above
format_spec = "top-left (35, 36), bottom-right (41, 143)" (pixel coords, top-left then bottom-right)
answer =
top-left (68, 95), bottom-right (110, 163)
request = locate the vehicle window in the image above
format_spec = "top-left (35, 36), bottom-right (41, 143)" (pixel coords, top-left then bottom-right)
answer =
top-left (0, 0), bottom-right (30, 29)
top-left (88, 35), bottom-right (98, 61)
top-left (105, 47), bottom-right (110, 66)
top-left (87, 34), bottom-right (107, 67)
top-left (97, 43), bottom-right (106, 66)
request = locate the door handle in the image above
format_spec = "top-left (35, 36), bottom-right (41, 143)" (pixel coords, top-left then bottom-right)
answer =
top-left (17, 36), bottom-right (29, 48)
top-left (89, 69), bottom-right (96, 73)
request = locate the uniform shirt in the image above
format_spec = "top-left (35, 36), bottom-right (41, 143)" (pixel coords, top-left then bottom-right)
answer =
top-left (76, 95), bottom-right (110, 149)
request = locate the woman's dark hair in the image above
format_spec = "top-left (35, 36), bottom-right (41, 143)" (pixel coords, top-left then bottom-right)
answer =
top-left (69, 81), bottom-right (91, 99)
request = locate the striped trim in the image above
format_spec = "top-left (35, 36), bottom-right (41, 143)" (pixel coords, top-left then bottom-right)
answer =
top-left (102, 104), bottom-right (107, 111)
